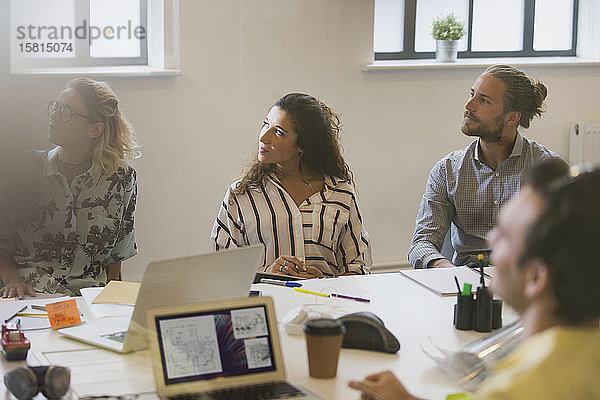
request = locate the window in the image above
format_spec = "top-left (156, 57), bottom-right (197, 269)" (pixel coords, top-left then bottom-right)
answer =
top-left (10, 0), bottom-right (179, 74)
top-left (374, 0), bottom-right (578, 60)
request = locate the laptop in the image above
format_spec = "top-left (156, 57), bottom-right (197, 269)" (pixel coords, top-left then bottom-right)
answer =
top-left (146, 296), bottom-right (323, 400)
top-left (58, 245), bottom-right (264, 353)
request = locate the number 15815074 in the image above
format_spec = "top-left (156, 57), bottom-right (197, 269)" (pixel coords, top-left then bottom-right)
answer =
top-left (18, 42), bottom-right (73, 53)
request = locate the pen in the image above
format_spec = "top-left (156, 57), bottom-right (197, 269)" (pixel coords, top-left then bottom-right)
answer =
top-left (454, 276), bottom-right (461, 293)
top-left (330, 293), bottom-right (371, 303)
top-left (31, 305), bottom-right (47, 311)
top-left (4, 306), bottom-right (27, 323)
top-left (477, 254), bottom-right (486, 287)
top-left (260, 278), bottom-right (302, 288)
top-left (293, 287), bottom-right (330, 298)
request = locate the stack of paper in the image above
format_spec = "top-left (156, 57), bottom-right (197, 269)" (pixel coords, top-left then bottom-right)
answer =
top-left (80, 281), bottom-right (140, 320)
top-left (400, 266), bottom-right (493, 296)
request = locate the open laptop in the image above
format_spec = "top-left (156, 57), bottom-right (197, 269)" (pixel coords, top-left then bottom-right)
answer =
top-left (146, 296), bottom-right (323, 400)
top-left (58, 245), bottom-right (264, 353)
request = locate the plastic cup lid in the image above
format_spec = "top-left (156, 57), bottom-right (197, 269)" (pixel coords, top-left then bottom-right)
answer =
top-left (303, 318), bottom-right (345, 335)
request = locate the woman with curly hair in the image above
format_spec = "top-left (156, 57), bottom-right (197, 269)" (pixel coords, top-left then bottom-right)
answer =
top-left (211, 93), bottom-right (371, 278)
top-left (0, 78), bottom-right (139, 297)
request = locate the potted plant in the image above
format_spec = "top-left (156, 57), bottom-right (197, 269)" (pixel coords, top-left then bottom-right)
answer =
top-left (432, 13), bottom-right (465, 62)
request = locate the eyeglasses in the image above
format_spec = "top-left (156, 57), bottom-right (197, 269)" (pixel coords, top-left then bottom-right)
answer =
top-left (47, 100), bottom-right (99, 123)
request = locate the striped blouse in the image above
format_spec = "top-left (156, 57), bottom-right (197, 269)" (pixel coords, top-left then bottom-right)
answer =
top-left (210, 175), bottom-right (371, 276)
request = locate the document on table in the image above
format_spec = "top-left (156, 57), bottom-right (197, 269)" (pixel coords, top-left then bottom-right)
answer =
top-left (0, 296), bottom-right (75, 330)
top-left (92, 280), bottom-right (141, 305)
top-left (400, 266), bottom-right (494, 296)
top-left (80, 287), bottom-right (134, 320)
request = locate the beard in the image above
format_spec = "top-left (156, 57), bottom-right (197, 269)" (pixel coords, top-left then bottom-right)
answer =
top-left (461, 112), bottom-right (505, 143)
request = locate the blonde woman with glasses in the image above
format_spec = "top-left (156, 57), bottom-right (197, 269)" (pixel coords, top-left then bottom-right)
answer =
top-left (0, 78), bottom-right (139, 298)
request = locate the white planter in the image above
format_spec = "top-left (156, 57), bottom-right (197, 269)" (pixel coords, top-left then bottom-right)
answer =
top-left (436, 40), bottom-right (459, 62)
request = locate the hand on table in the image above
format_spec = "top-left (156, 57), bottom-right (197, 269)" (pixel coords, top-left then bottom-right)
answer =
top-left (0, 280), bottom-right (36, 299)
top-left (265, 256), bottom-right (324, 279)
top-left (348, 370), bottom-right (422, 400)
top-left (429, 258), bottom-right (456, 268)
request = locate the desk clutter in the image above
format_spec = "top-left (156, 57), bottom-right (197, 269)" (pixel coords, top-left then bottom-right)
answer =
top-left (0, 271), bottom-right (525, 399)
top-left (1, 324), bottom-right (30, 361)
top-left (0, 297), bottom-right (85, 332)
top-left (453, 266), bottom-right (502, 332)
top-left (282, 306), bottom-right (400, 354)
top-left (423, 320), bottom-right (524, 391)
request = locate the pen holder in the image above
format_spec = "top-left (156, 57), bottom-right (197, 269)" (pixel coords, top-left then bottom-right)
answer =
top-left (474, 287), bottom-right (493, 332)
top-left (492, 299), bottom-right (503, 330)
top-left (453, 293), bottom-right (474, 330)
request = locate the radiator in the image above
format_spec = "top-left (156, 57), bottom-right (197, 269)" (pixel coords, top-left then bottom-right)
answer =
top-left (569, 121), bottom-right (600, 164)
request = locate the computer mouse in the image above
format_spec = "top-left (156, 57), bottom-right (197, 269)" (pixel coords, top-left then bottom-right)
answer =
top-left (337, 312), bottom-right (400, 354)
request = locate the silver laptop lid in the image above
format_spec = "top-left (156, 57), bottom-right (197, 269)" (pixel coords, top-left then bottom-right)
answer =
top-left (146, 296), bottom-right (287, 398)
top-left (124, 245), bottom-right (264, 352)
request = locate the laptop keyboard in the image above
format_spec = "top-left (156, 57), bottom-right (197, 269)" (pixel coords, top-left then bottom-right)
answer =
top-left (170, 381), bottom-right (306, 400)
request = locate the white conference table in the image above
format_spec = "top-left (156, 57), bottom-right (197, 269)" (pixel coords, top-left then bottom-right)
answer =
top-left (0, 272), bottom-right (518, 400)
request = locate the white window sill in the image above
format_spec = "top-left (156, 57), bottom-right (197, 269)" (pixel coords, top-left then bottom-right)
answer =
top-left (363, 56), bottom-right (600, 71)
top-left (12, 65), bottom-right (182, 77)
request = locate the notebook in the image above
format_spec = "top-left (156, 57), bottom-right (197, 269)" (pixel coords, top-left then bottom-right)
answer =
top-left (58, 245), bottom-right (263, 353)
top-left (146, 296), bottom-right (323, 400)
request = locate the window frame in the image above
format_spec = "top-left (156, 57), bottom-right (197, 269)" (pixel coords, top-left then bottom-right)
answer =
top-left (375, 0), bottom-right (579, 61)
top-left (85, 0), bottom-right (148, 67)
top-left (11, 0), bottom-right (149, 70)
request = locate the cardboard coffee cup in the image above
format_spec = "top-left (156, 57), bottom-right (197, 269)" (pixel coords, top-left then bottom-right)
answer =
top-left (303, 318), bottom-right (345, 379)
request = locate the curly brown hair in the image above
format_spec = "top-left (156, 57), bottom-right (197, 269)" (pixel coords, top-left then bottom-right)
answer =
top-left (232, 93), bottom-right (353, 195)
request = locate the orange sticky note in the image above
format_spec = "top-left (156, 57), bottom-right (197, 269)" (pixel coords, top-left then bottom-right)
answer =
top-left (45, 299), bottom-right (81, 329)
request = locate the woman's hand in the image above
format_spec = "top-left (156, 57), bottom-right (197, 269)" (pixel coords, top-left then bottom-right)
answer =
top-left (348, 370), bottom-right (422, 400)
top-left (266, 256), bottom-right (324, 279)
top-left (0, 280), bottom-right (36, 299)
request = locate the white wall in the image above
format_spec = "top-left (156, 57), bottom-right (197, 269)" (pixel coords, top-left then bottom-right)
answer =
top-left (1, 0), bottom-right (599, 281)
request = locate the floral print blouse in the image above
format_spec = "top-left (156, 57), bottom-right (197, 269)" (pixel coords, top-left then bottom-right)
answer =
top-left (0, 148), bottom-right (137, 295)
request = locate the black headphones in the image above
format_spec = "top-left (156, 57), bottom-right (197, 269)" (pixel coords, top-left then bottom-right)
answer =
top-left (3, 365), bottom-right (70, 400)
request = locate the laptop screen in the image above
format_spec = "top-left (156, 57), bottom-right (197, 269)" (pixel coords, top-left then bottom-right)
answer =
top-left (154, 305), bottom-right (277, 385)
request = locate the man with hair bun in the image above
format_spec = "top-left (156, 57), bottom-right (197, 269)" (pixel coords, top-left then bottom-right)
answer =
top-left (409, 64), bottom-right (563, 269)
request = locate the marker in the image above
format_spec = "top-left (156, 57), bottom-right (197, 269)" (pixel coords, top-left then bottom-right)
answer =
top-left (479, 267), bottom-right (486, 288)
top-left (462, 282), bottom-right (472, 296)
top-left (293, 287), bottom-right (330, 298)
top-left (477, 254), bottom-right (486, 287)
top-left (330, 293), bottom-right (371, 303)
top-left (260, 278), bottom-right (302, 288)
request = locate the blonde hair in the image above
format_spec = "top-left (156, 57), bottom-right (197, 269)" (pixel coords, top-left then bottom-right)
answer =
top-left (68, 78), bottom-right (140, 178)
